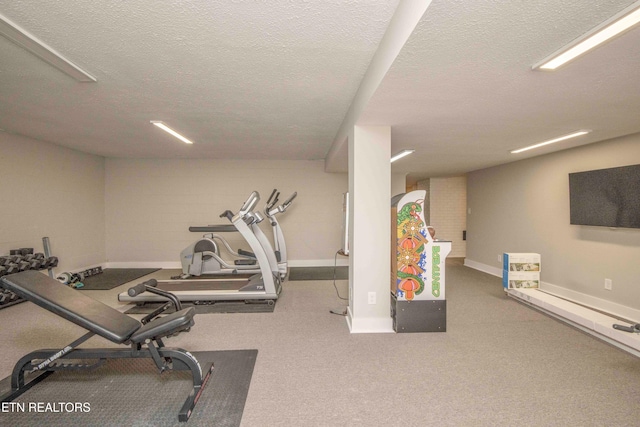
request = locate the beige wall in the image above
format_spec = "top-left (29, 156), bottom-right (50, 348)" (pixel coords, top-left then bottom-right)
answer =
top-left (105, 158), bottom-right (348, 266)
top-left (430, 176), bottom-right (467, 258)
top-left (0, 133), bottom-right (105, 272)
top-left (467, 133), bottom-right (640, 315)
top-left (415, 177), bottom-right (467, 257)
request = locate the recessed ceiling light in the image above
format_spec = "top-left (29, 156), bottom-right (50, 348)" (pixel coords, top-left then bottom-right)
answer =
top-left (0, 12), bottom-right (96, 82)
top-left (533, 1), bottom-right (640, 70)
top-left (150, 121), bottom-right (194, 144)
top-left (390, 149), bottom-right (415, 163)
top-left (510, 131), bottom-right (590, 154)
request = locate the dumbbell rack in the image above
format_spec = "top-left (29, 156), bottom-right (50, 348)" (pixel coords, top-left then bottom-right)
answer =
top-left (0, 246), bottom-right (59, 310)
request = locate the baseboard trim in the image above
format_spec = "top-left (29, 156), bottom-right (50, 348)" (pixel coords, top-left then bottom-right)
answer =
top-left (105, 261), bottom-right (181, 269)
top-left (288, 258), bottom-right (349, 267)
top-left (347, 308), bottom-right (394, 334)
top-left (540, 282), bottom-right (640, 323)
top-left (463, 258), bottom-right (501, 277)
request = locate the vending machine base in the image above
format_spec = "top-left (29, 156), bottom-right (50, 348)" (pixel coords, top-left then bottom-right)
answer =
top-left (391, 295), bottom-right (446, 333)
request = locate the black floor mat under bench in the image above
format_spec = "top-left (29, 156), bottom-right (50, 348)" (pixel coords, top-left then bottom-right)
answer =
top-left (0, 349), bottom-right (258, 427)
top-left (78, 268), bottom-right (160, 290)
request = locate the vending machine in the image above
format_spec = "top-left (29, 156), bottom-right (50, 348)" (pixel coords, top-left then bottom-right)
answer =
top-left (390, 191), bottom-right (451, 332)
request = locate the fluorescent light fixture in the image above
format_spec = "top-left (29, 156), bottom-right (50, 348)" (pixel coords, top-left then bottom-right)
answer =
top-left (390, 149), bottom-right (415, 163)
top-left (150, 121), bottom-right (194, 144)
top-left (533, 1), bottom-right (640, 70)
top-left (510, 130), bottom-right (590, 154)
top-left (0, 12), bottom-right (96, 82)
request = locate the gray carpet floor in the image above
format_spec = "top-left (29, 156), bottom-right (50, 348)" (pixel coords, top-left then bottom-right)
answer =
top-left (1, 258), bottom-right (639, 426)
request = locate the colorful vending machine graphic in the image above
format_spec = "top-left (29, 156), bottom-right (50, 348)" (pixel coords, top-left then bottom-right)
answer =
top-left (392, 191), bottom-right (451, 301)
top-left (391, 191), bottom-right (451, 332)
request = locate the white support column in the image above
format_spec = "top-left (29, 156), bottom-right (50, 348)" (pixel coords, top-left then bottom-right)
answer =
top-left (347, 125), bottom-right (393, 333)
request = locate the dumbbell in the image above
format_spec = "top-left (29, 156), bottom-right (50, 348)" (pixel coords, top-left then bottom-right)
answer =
top-left (43, 256), bottom-right (59, 268)
top-left (9, 248), bottom-right (33, 256)
top-left (7, 255), bottom-right (23, 264)
top-left (4, 263), bottom-right (20, 275)
top-left (0, 290), bottom-right (20, 304)
top-left (28, 259), bottom-right (45, 270)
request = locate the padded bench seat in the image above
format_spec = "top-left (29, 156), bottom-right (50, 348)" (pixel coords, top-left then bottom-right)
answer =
top-left (1, 271), bottom-right (196, 344)
top-left (1, 271), bottom-right (141, 343)
top-left (0, 270), bottom-right (210, 423)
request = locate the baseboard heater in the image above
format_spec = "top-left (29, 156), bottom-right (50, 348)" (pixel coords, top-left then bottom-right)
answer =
top-left (507, 288), bottom-right (640, 358)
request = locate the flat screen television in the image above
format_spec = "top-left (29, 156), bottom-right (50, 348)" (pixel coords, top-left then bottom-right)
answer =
top-left (569, 164), bottom-right (640, 229)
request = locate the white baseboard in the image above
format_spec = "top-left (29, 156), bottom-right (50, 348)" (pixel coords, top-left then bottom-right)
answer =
top-left (463, 258), bottom-right (501, 277)
top-left (540, 282), bottom-right (640, 323)
top-left (288, 259), bottom-right (349, 267)
top-left (346, 308), bottom-right (394, 334)
top-left (105, 261), bottom-right (181, 269)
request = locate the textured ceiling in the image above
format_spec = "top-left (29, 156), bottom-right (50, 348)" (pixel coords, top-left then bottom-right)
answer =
top-left (360, 0), bottom-right (640, 181)
top-left (0, 0), bottom-right (399, 159)
top-left (1, 1), bottom-right (640, 182)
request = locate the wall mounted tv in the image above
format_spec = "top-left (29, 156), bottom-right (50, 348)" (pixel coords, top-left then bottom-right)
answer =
top-left (569, 164), bottom-right (640, 229)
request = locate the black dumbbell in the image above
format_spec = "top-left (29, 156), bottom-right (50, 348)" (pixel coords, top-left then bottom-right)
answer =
top-left (29, 259), bottom-right (44, 270)
top-left (0, 290), bottom-right (19, 304)
top-left (5, 264), bottom-right (20, 274)
top-left (44, 256), bottom-right (59, 268)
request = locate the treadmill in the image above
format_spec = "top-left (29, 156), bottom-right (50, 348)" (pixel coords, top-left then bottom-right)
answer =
top-left (119, 191), bottom-right (282, 304)
top-left (173, 189), bottom-right (294, 280)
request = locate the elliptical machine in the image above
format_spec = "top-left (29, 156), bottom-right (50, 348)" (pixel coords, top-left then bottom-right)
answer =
top-left (264, 191), bottom-right (297, 279)
top-left (177, 189), bottom-right (294, 279)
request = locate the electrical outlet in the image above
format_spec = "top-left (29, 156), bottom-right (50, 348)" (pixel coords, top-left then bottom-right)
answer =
top-left (604, 278), bottom-right (612, 290)
top-left (368, 292), bottom-right (376, 304)
top-left (498, 254), bottom-right (502, 263)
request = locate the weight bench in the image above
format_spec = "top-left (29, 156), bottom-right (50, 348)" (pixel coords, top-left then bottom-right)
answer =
top-left (0, 270), bottom-right (213, 422)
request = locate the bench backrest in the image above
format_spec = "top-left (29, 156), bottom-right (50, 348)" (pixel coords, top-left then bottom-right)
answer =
top-left (1, 271), bottom-right (140, 344)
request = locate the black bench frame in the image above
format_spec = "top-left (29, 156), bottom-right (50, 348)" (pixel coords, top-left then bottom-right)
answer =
top-left (0, 270), bottom-right (214, 422)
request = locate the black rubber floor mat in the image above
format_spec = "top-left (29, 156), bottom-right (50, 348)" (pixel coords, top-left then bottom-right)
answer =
top-left (125, 300), bottom-right (275, 314)
top-left (0, 349), bottom-right (257, 427)
top-left (78, 268), bottom-right (160, 290)
top-left (288, 266), bottom-right (348, 281)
